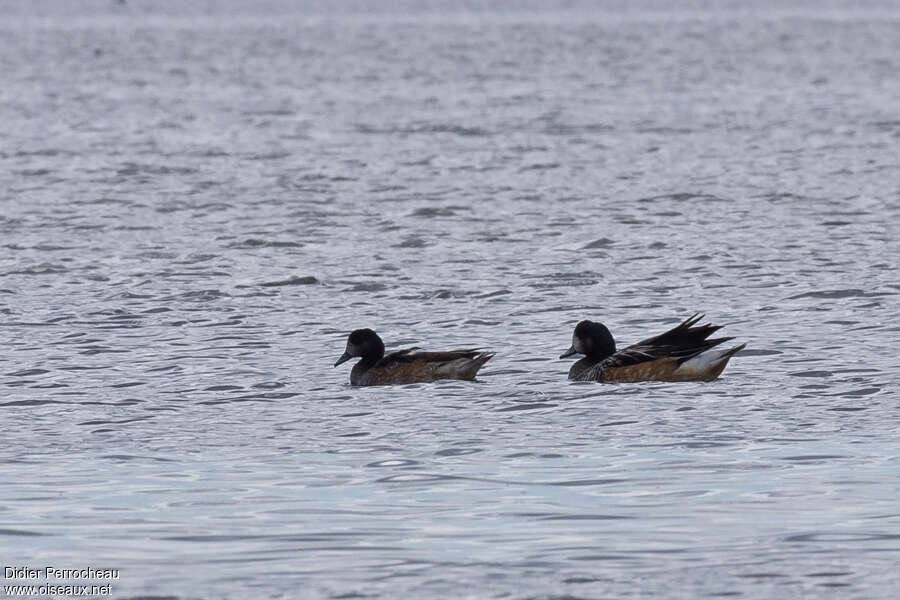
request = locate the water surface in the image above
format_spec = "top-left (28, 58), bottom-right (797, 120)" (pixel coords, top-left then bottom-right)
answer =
top-left (2, 1), bottom-right (900, 598)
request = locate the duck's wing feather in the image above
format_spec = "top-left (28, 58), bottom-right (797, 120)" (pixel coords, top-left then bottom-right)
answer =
top-left (379, 347), bottom-right (419, 364)
top-left (603, 314), bottom-right (734, 369)
top-left (368, 348), bottom-right (493, 384)
top-left (377, 348), bottom-right (485, 368)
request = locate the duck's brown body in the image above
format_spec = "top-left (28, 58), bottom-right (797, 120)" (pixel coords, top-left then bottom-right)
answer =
top-left (571, 349), bottom-right (743, 382)
top-left (565, 314), bottom-right (745, 383)
top-left (351, 349), bottom-right (493, 386)
top-left (335, 329), bottom-right (493, 386)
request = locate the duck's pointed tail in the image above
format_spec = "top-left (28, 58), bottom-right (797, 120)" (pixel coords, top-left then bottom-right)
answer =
top-left (458, 352), bottom-right (494, 380)
top-left (678, 342), bottom-right (746, 381)
top-left (717, 343), bottom-right (746, 362)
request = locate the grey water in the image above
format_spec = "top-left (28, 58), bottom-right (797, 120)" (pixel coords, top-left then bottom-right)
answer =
top-left (2, 1), bottom-right (900, 598)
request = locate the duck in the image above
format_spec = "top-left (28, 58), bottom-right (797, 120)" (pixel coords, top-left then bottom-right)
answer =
top-left (334, 328), bottom-right (494, 386)
top-left (560, 314), bottom-right (745, 382)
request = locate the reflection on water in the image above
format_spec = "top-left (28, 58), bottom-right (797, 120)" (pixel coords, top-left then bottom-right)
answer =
top-left (2, 1), bottom-right (900, 598)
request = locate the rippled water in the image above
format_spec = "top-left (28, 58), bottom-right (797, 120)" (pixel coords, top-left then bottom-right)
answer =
top-left (3, 1), bottom-right (900, 598)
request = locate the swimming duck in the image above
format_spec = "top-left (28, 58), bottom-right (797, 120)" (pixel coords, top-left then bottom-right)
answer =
top-left (334, 328), bottom-right (494, 386)
top-left (560, 314), bottom-right (745, 382)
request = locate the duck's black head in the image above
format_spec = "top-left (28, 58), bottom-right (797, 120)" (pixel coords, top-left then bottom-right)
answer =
top-left (560, 320), bottom-right (616, 360)
top-left (334, 328), bottom-right (385, 367)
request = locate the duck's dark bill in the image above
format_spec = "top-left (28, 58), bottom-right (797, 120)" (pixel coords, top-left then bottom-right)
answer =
top-left (559, 345), bottom-right (578, 359)
top-left (334, 352), bottom-right (352, 367)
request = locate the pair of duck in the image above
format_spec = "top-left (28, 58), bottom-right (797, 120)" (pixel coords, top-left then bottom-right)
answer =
top-left (335, 313), bottom-right (745, 386)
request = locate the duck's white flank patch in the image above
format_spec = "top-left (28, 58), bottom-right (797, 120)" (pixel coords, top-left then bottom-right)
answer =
top-left (677, 347), bottom-right (728, 374)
